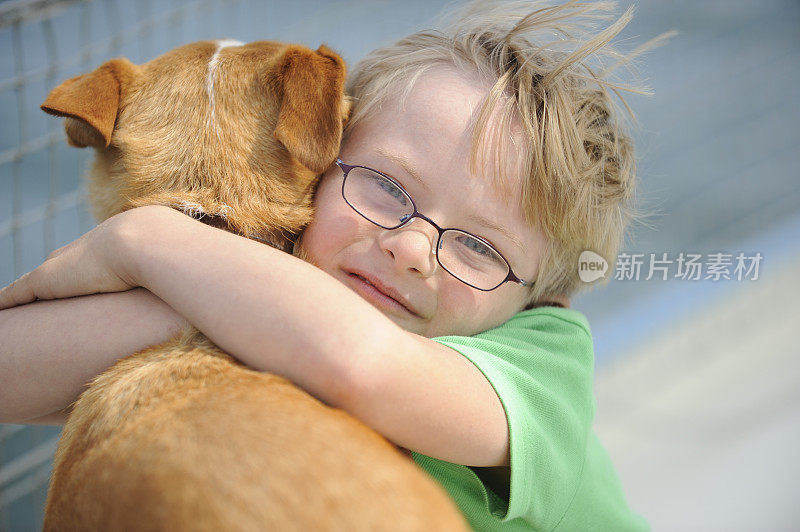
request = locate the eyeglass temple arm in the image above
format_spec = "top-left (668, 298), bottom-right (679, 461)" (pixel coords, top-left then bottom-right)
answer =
top-left (507, 271), bottom-right (530, 287)
top-left (336, 158), bottom-right (355, 172)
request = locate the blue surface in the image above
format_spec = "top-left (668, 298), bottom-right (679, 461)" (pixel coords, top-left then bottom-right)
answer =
top-left (587, 211), bottom-right (800, 365)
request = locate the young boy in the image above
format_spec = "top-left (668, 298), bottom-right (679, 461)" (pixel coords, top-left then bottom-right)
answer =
top-left (0, 1), bottom-right (652, 530)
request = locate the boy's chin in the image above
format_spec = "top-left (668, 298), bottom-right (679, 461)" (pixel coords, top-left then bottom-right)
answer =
top-left (384, 312), bottom-right (429, 337)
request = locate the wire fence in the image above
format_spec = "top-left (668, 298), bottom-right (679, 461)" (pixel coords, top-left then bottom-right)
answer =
top-left (0, 2), bottom-right (228, 527)
top-left (0, 0), bottom-right (450, 528)
top-left (0, 0), bottom-right (242, 287)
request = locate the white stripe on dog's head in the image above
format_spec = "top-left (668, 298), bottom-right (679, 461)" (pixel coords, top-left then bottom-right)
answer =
top-left (206, 39), bottom-right (244, 132)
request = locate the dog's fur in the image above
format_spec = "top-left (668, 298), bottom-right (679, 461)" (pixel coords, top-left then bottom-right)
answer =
top-left (40, 40), bottom-right (467, 531)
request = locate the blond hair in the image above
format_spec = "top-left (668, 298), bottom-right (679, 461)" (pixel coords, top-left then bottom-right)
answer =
top-left (345, 0), bottom-right (671, 303)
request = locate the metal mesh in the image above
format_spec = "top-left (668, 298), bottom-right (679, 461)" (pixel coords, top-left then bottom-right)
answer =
top-left (0, 2), bottom-right (223, 526)
top-left (0, 0), bottom-right (450, 528)
top-left (0, 0), bottom-right (236, 287)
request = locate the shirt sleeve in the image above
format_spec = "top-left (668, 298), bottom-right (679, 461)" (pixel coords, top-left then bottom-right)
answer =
top-left (432, 307), bottom-right (596, 529)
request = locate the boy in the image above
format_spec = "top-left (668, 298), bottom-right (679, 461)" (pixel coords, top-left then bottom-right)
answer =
top-left (0, 1), bottom-right (653, 529)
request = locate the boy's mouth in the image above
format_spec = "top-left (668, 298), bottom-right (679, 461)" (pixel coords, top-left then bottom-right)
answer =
top-left (346, 271), bottom-right (420, 317)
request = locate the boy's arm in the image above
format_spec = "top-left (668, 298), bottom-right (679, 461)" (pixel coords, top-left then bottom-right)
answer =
top-left (121, 208), bottom-right (510, 466)
top-left (0, 206), bottom-right (511, 466)
top-left (0, 288), bottom-right (188, 424)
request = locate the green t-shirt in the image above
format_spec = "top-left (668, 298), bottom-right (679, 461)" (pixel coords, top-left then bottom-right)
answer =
top-left (412, 306), bottom-right (648, 531)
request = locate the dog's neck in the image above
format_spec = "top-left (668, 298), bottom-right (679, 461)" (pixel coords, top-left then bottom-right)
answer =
top-left (185, 210), bottom-right (293, 253)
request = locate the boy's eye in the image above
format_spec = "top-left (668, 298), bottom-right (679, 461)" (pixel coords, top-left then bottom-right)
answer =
top-left (375, 177), bottom-right (408, 204)
top-left (462, 236), bottom-right (490, 255)
top-left (453, 234), bottom-right (505, 265)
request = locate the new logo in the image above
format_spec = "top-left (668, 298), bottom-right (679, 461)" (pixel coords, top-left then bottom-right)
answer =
top-left (578, 251), bottom-right (608, 283)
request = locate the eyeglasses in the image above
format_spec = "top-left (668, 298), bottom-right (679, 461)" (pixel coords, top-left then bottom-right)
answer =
top-left (336, 159), bottom-right (532, 291)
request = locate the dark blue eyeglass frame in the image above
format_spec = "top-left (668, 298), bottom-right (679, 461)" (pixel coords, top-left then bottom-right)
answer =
top-left (336, 159), bottom-right (533, 291)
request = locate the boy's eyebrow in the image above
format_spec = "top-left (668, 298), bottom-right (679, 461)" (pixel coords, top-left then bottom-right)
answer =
top-left (375, 148), bottom-right (524, 252)
top-left (467, 213), bottom-right (525, 251)
top-left (375, 148), bottom-right (431, 193)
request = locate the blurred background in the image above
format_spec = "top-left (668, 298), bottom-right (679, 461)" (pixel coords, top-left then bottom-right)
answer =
top-left (0, 0), bottom-right (798, 530)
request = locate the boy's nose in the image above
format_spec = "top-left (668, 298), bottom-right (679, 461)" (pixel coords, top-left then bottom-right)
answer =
top-left (378, 220), bottom-right (438, 278)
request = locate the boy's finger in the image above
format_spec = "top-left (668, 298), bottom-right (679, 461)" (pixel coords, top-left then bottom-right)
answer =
top-left (0, 272), bottom-right (37, 310)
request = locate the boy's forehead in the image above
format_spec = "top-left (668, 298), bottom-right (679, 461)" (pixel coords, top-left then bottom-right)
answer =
top-left (365, 67), bottom-right (528, 195)
top-left (399, 67), bottom-right (492, 127)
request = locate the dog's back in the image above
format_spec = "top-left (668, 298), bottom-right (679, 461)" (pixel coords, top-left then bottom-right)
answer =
top-left (40, 41), bottom-right (468, 531)
top-left (45, 332), bottom-right (464, 530)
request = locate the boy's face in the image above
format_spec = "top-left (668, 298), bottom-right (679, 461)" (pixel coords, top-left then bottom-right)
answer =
top-left (298, 68), bottom-right (548, 338)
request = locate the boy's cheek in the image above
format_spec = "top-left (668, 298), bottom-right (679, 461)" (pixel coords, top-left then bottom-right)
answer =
top-left (438, 290), bottom-right (521, 337)
top-left (299, 211), bottom-right (359, 272)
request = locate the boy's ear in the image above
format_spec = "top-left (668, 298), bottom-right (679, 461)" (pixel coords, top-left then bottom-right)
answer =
top-left (40, 58), bottom-right (138, 148)
top-left (270, 45), bottom-right (350, 174)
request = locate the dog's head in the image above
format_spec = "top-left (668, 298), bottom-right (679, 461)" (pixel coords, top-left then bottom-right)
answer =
top-left (41, 40), bottom-right (350, 249)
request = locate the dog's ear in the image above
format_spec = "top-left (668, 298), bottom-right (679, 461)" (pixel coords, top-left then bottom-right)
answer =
top-left (271, 45), bottom-right (349, 174)
top-left (41, 58), bottom-right (137, 148)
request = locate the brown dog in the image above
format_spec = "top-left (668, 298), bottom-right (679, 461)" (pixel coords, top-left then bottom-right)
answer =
top-left (39, 40), bottom-right (468, 531)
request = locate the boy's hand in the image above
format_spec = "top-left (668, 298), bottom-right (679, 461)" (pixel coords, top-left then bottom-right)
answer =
top-left (0, 210), bottom-right (143, 310)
